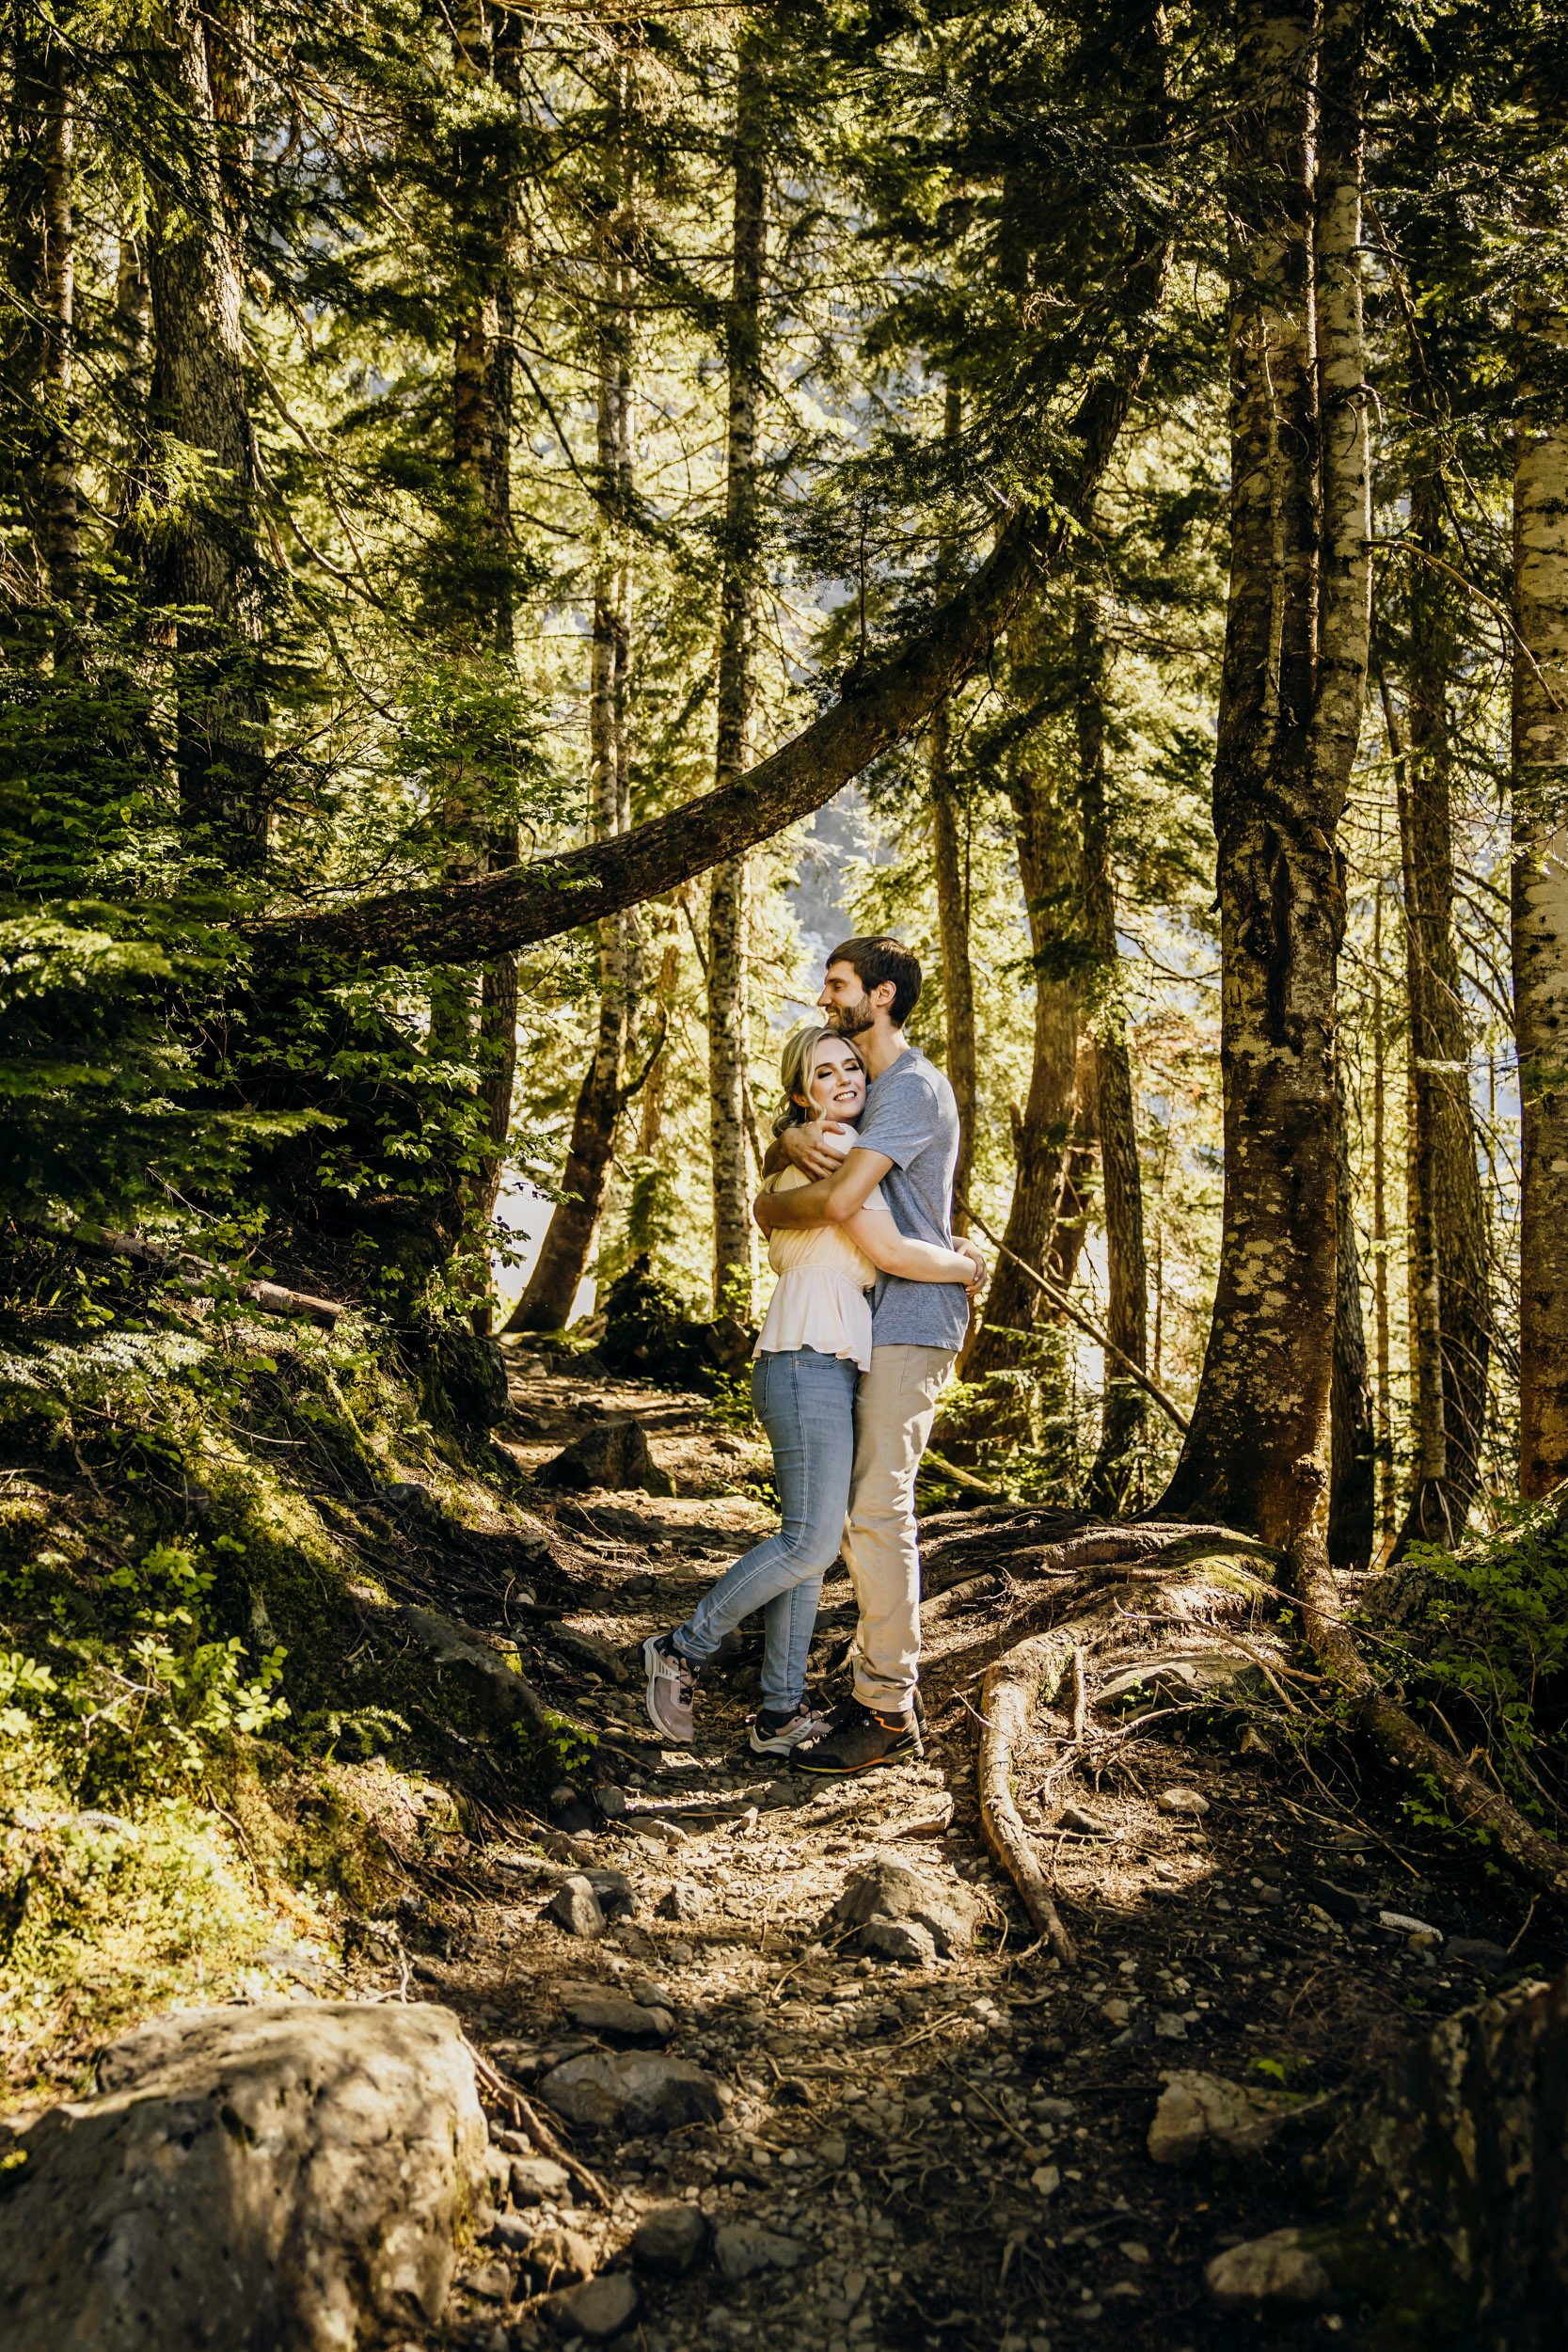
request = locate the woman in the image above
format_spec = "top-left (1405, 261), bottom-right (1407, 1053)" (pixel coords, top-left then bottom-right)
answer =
top-left (642, 1025), bottom-right (978, 1752)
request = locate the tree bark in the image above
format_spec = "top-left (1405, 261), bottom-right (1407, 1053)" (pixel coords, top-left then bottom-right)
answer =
top-left (1512, 251), bottom-right (1568, 1499)
top-left (1076, 576), bottom-right (1148, 1505)
top-left (7, 17), bottom-right (83, 644)
top-left (963, 754), bottom-right (1083, 1379)
top-left (707, 38), bottom-right (767, 1319)
top-left (1370, 836), bottom-right (1397, 1545)
top-left (1329, 1060), bottom-right (1374, 1567)
top-left (1162, 0), bottom-right (1370, 1554)
top-left (930, 388), bottom-right (977, 1234)
top-left (146, 0), bottom-right (269, 870)
top-left (502, 135), bottom-right (637, 1337)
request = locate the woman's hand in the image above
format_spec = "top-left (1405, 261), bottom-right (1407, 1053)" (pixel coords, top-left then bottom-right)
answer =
top-left (779, 1118), bottom-right (853, 1181)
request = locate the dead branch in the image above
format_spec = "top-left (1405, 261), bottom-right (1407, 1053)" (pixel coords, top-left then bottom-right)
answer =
top-left (64, 1228), bottom-right (344, 1328)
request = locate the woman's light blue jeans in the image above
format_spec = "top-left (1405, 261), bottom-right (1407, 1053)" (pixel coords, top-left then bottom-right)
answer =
top-left (673, 1346), bottom-right (859, 1711)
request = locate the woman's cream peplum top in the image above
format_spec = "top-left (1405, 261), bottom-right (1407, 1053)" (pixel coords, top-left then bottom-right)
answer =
top-left (752, 1166), bottom-right (884, 1374)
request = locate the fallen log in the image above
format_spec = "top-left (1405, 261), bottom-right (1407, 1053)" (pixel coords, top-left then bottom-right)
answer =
top-left (64, 1229), bottom-right (345, 1328)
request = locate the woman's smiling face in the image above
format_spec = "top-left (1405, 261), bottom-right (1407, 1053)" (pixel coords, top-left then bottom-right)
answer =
top-left (802, 1034), bottom-right (866, 1122)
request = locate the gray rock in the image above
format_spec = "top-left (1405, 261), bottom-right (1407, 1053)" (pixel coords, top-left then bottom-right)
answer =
top-left (525, 2225), bottom-right (596, 2283)
top-left (0, 2000), bottom-right (487, 2352)
top-left (1032, 2097), bottom-right (1078, 2122)
top-left (1204, 2228), bottom-right (1335, 2312)
top-left (1102, 1654), bottom-right (1269, 1709)
top-left (537, 1418), bottom-right (675, 1497)
top-left (824, 1856), bottom-right (985, 1957)
top-left (1154, 2012), bottom-right (1190, 2041)
top-left (1448, 1937), bottom-right (1511, 1969)
top-left (466, 2259), bottom-right (516, 2302)
top-left (541, 2050), bottom-right (724, 2134)
top-left (1156, 1786), bottom-right (1212, 1818)
top-left (491, 2212), bottom-right (537, 2253)
top-left (401, 1605), bottom-right (548, 1740)
top-left (1309, 1876), bottom-right (1370, 1922)
top-left (550, 1874), bottom-right (606, 1939)
top-left (1378, 1909), bottom-right (1440, 1939)
top-left (1060, 1802), bottom-right (1112, 1837)
top-left (541, 2271), bottom-right (639, 2340)
top-left (510, 2154), bottom-right (572, 2205)
top-left (658, 1878), bottom-right (703, 1920)
top-left (583, 1867), bottom-right (637, 1920)
top-left (595, 1782), bottom-right (628, 1817)
top-left (860, 1916), bottom-right (938, 1964)
top-left (631, 2201), bottom-right (710, 2274)
top-left (559, 1991), bottom-right (673, 2042)
top-left (554, 1624), bottom-right (628, 1682)
top-left (714, 2223), bottom-right (808, 2280)
top-left (1148, 2069), bottom-right (1291, 2166)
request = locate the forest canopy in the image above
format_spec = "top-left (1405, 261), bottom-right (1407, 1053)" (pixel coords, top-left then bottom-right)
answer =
top-left (1, 0), bottom-right (1566, 1569)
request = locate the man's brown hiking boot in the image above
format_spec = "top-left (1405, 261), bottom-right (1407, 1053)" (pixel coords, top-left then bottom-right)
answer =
top-left (789, 1696), bottom-right (922, 1777)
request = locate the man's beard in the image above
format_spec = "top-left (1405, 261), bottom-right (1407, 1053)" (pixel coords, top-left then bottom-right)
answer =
top-left (827, 994), bottom-right (875, 1039)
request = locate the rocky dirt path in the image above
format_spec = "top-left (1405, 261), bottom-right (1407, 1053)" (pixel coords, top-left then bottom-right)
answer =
top-left (322, 1358), bottom-right (1557, 2351)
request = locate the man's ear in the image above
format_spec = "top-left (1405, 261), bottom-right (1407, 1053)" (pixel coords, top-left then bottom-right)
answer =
top-left (872, 979), bottom-right (897, 1013)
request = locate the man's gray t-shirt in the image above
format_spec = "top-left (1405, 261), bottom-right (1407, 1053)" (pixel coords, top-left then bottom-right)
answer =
top-left (850, 1046), bottom-right (969, 1353)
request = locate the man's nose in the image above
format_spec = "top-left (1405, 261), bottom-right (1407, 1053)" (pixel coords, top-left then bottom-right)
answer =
top-left (816, 985), bottom-right (831, 1009)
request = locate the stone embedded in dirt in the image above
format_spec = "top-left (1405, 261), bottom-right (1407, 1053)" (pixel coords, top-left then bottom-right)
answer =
top-left (466, 2258), bottom-right (516, 2301)
top-left (714, 2222), bottom-right (808, 2280)
top-left (1310, 1876), bottom-right (1370, 1922)
top-left (541, 2270), bottom-right (639, 2340)
top-left (492, 2213), bottom-right (536, 2253)
top-left (510, 2155), bottom-right (572, 2205)
top-left (658, 1878), bottom-right (703, 1919)
top-left (817, 2131), bottom-right (847, 2168)
top-left (1157, 1787), bottom-right (1212, 1818)
top-left (554, 1622), bottom-right (629, 1682)
top-left (537, 1417), bottom-right (675, 1497)
top-left (1148, 2070), bottom-right (1291, 2167)
top-left (1204, 2228), bottom-right (1336, 2312)
top-left (0, 2000), bottom-right (487, 2352)
top-left (1060, 1802), bottom-right (1113, 1837)
top-left (1448, 1937), bottom-right (1511, 1969)
top-left (595, 1782), bottom-right (628, 1817)
top-left (542, 2050), bottom-right (725, 2133)
top-left (526, 2225), bottom-right (596, 2284)
top-left (401, 1604), bottom-right (546, 1740)
top-left (1101, 1997), bottom-right (1132, 2026)
top-left (559, 1990), bottom-right (673, 2042)
top-left (861, 1916), bottom-right (938, 1964)
top-left (1101, 1652), bottom-right (1271, 1710)
top-left (550, 1874), bottom-right (607, 1939)
top-left (1154, 2012), bottom-right (1190, 2041)
top-left (824, 1856), bottom-right (985, 1957)
top-left (631, 2201), bottom-right (710, 2273)
top-left (1031, 2162), bottom-right (1061, 2197)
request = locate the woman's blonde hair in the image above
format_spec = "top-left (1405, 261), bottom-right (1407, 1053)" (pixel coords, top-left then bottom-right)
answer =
top-left (772, 1024), bottom-right (866, 1137)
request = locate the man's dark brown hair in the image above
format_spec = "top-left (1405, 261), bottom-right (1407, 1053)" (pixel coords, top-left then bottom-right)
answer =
top-left (827, 936), bottom-right (923, 1026)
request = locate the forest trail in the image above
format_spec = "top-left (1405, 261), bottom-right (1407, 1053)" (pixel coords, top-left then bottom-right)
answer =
top-left (345, 1356), bottom-right (1555, 2352)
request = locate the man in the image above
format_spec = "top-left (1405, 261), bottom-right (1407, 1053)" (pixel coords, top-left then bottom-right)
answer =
top-left (753, 935), bottom-right (987, 1776)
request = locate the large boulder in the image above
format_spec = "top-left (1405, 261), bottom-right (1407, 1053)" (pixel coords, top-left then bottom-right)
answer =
top-left (823, 1856), bottom-right (985, 1958)
top-left (0, 2000), bottom-right (487, 2351)
top-left (536, 1417), bottom-right (675, 1498)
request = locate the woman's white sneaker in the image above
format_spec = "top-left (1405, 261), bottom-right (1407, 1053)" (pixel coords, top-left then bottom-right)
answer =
top-left (643, 1633), bottom-right (699, 1742)
top-left (748, 1703), bottom-right (825, 1756)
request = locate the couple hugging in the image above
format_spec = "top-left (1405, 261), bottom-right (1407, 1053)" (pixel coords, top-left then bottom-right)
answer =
top-left (643, 935), bottom-right (988, 1780)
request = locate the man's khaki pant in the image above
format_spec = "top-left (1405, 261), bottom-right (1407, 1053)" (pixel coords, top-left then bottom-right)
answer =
top-left (842, 1343), bottom-right (956, 1715)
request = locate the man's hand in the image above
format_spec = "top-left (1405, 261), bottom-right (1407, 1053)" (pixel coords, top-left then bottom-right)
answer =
top-left (957, 1237), bottom-right (989, 1296)
top-left (779, 1118), bottom-right (852, 1182)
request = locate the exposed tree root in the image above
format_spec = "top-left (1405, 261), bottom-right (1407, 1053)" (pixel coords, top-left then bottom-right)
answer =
top-left (977, 1630), bottom-right (1085, 1965)
top-left (922, 1516), bottom-right (1275, 1600)
top-left (1291, 1538), bottom-right (1568, 1909)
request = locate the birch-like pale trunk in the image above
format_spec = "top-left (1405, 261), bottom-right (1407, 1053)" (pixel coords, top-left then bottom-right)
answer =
top-left (1077, 580), bottom-right (1148, 1504)
top-left (1512, 270), bottom-right (1568, 1496)
top-left (1370, 844), bottom-right (1396, 1544)
top-left (147, 0), bottom-right (268, 869)
top-left (706, 39), bottom-right (767, 1318)
top-left (1329, 1060), bottom-right (1374, 1567)
top-left (1161, 0), bottom-right (1354, 1550)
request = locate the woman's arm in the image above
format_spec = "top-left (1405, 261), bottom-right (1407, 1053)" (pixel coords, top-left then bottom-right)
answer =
top-left (847, 1206), bottom-right (984, 1290)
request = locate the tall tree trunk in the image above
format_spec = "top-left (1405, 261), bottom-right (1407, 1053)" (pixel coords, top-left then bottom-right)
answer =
top-left (38, 33), bottom-right (79, 628)
top-left (1386, 493), bottom-right (1492, 1548)
top-left (1162, 0), bottom-right (1370, 1555)
top-left (110, 234), bottom-right (151, 528)
top-left (1512, 247), bottom-right (1568, 1498)
top-left (963, 754), bottom-right (1083, 1378)
top-left (930, 389), bottom-right (976, 1234)
top-left (430, 0), bottom-right (522, 1325)
top-left (707, 40), bottom-right (767, 1320)
top-left (1370, 844), bottom-right (1397, 1545)
top-left (1077, 580), bottom-right (1148, 1507)
top-left (1329, 1062), bottom-right (1375, 1567)
top-left (503, 197), bottom-right (636, 1336)
top-left (147, 0), bottom-right (268, 870)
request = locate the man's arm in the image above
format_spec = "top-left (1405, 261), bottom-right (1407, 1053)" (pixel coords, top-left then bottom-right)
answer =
top-left (753, 1146), bottom-right (893, 1233)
